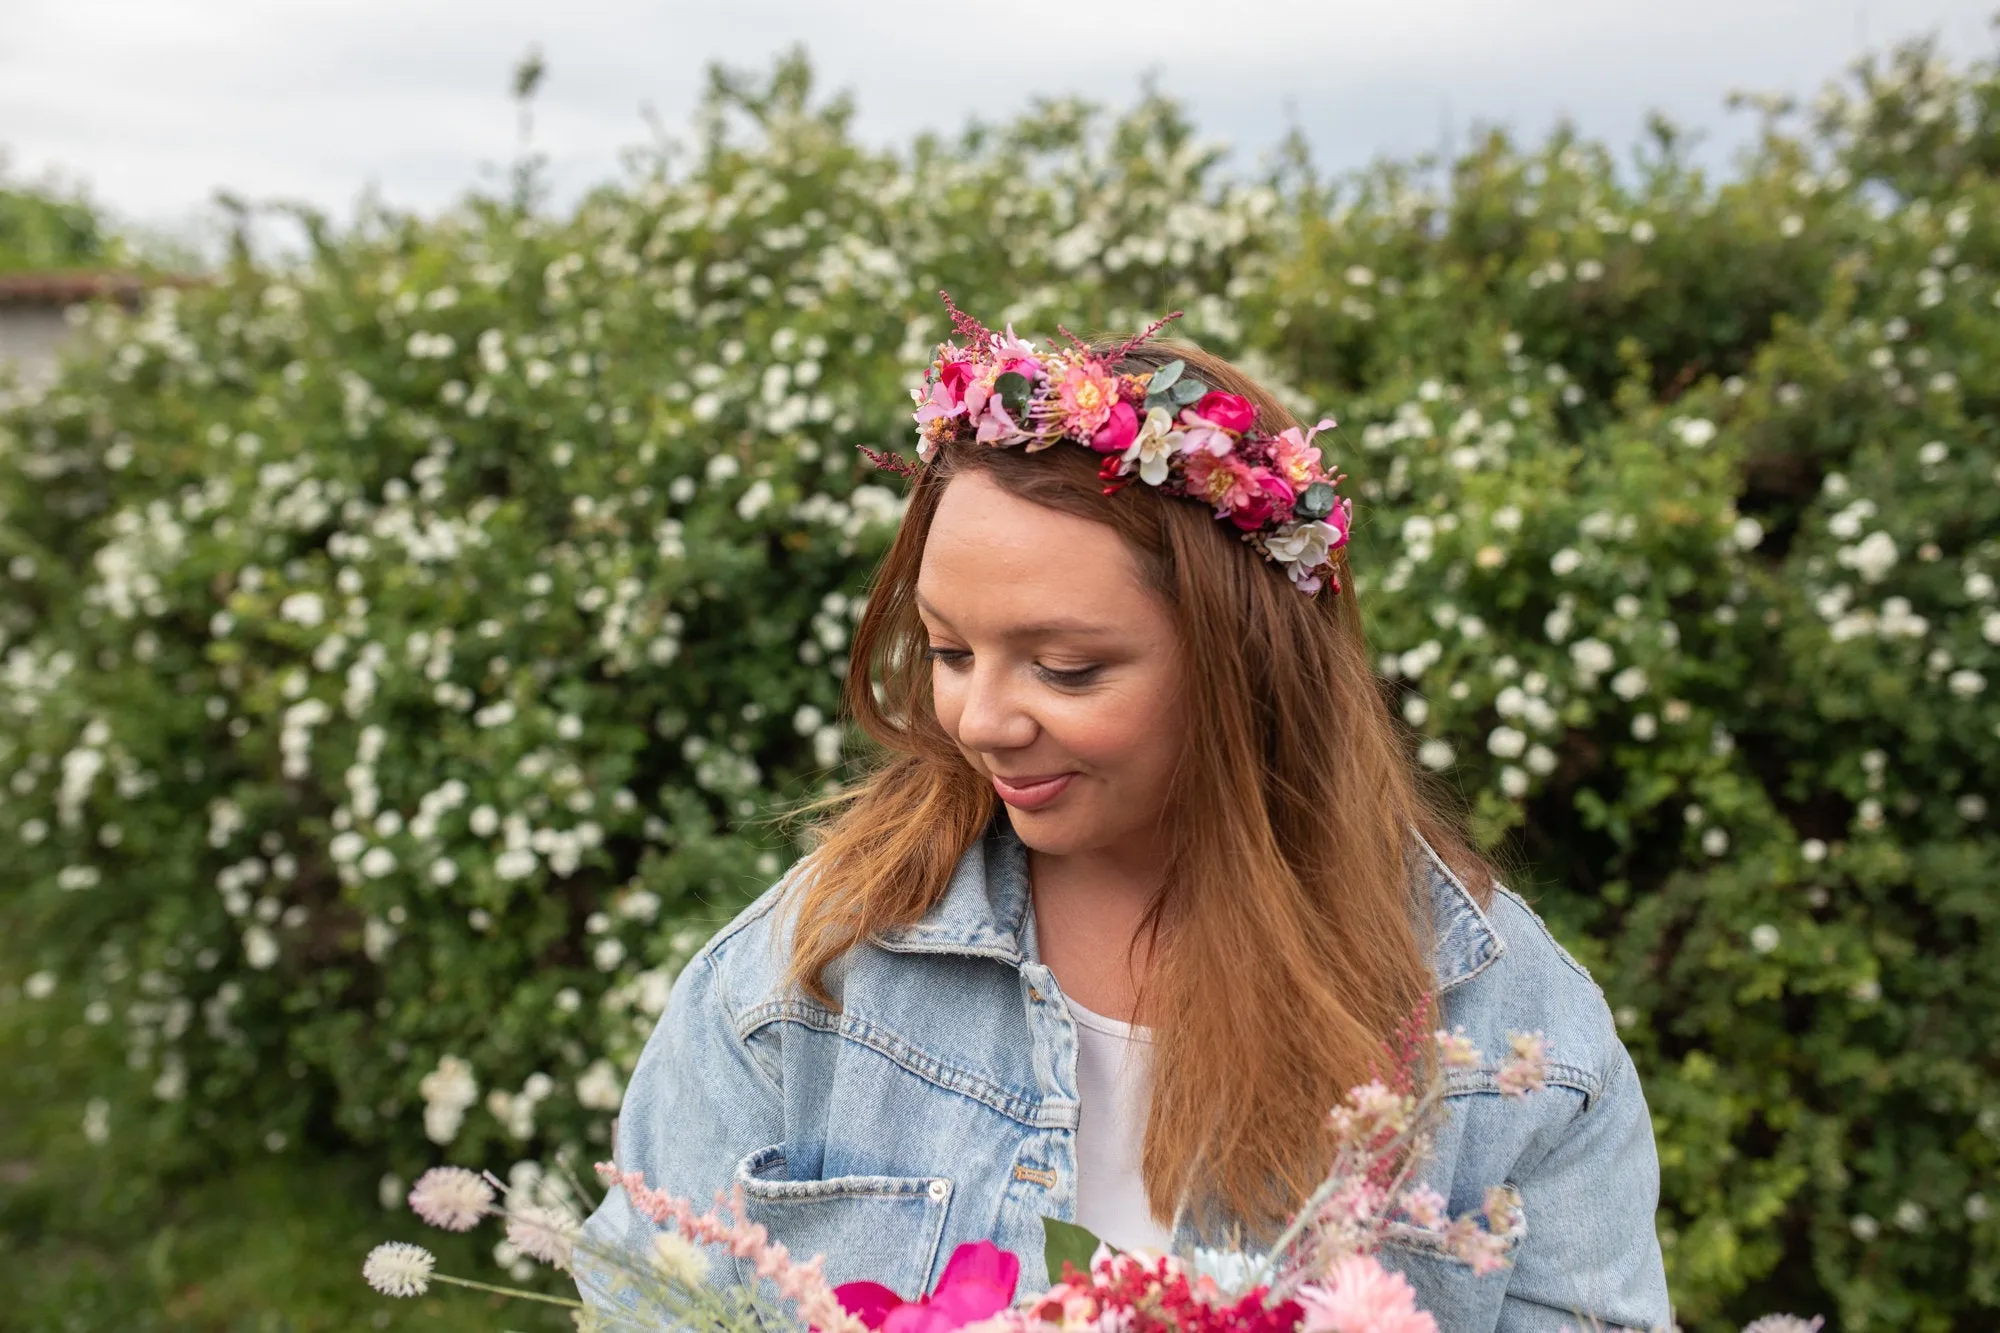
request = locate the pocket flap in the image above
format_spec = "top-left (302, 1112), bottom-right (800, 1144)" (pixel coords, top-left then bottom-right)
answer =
top-left (732, 1144), bottom-right (954, 1298)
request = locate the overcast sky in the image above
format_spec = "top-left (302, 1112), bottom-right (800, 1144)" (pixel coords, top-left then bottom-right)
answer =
top-left (4, 0), bottom-right (1996, 248)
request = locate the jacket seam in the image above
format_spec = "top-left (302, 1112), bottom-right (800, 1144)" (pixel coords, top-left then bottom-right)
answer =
top-left (1412, 828), bottom-right (1507, 994)
top-left (1490, 886), bottom-right (1604, 995)
top-left (705, 953), bottom-right (786, 1100)
top-left (1444, 1060), bottom-right (1602, 1108)
top-left (739, 998), bottom-right (1071, 1130)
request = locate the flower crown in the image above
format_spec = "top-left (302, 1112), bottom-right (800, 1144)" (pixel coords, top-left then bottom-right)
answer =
top-left (884, 295), bottom-right (1353, 595)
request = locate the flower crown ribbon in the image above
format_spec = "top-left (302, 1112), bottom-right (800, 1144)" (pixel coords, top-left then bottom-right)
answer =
top-left (882, 294), bottom-right (1353, 595)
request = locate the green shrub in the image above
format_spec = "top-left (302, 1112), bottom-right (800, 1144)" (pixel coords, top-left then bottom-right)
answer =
top-left (1, 40), bottom-right (1994, 1332)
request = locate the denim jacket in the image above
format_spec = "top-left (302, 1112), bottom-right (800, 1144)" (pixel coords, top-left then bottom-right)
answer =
top-left (581, 823), bottom-right (1671, 1332)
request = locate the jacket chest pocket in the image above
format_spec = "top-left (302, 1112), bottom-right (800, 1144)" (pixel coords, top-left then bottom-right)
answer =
top-left (732, 1144), bottom-right (954, 1301)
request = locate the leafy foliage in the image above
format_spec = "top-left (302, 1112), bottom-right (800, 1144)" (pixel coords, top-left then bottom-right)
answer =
top-left (1, 38), bottom-right (1996, 1332)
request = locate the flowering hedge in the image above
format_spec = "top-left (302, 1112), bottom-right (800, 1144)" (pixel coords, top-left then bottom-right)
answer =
top-left (3, 41), bottom-right (1996, 1331)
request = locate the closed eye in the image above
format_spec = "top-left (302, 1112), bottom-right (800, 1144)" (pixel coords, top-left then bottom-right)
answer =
top-left (1035, 663), bottom-right (1104, 688)
top-left (925, 644), bottom-right (971, 669)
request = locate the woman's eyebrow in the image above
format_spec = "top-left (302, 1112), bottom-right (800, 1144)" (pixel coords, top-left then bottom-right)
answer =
top-left (914, 594), bottom-right (1110, 642)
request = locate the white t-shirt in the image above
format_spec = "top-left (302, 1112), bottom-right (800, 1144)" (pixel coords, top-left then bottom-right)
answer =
top-left (1067, 996), bottom-right (1176, 1255)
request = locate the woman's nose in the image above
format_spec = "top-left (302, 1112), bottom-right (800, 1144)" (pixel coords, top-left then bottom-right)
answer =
top-left (952, 662), bottom-right (1038, 753)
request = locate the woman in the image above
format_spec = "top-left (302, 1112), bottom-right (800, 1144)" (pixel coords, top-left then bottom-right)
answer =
top-left (581, 309), bottom-right (1672, 1332)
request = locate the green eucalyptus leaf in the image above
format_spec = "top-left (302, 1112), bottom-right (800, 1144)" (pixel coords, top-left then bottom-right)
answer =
top-left (1296, 482), bottom-right (1337, 520)
top-left (1146, 359), bottom-right (1185, 394)
top-left (1171, 377), bottom-right (1207, 405)
top-left (994, 371), bottom-right (1033, 419)
top-left (1042, 1216), bottom-right (1107, 1280)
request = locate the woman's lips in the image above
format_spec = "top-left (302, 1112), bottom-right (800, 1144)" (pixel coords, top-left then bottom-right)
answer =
top-left (990, 771), bottom-right (1077, 811)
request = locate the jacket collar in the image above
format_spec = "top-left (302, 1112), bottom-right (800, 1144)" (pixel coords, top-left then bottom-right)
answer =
top-left (873, 819), bottom-right (1505, 991)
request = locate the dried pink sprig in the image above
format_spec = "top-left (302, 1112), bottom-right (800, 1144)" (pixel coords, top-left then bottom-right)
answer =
top-left (1106, 309), bottom-right (1185, 364)
top-left (596, 1163), bottom-right (865, 1333)
top-left (938, 290), bottom-right (996, 354)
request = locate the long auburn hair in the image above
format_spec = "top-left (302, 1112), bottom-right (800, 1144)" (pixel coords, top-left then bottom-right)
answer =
top-left (787, 337), bottom-right (1493, 1237)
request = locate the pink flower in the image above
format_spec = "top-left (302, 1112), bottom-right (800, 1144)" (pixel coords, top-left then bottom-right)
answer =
top-left (406, 1165), bottom-right (493, 1231)
top-left (1228, 468), bottom-right (1296, 531)
top-left (1055, 361), bottom-right (1121, 437)
top-left (837, 1242), bottom-right (1021, 1333)
top-left (1181, 450), bottom-right (1251, 509)
top-left (937, 357), bottom-right (978, 405)
top-left (1189, 390), bottom-right (1256, 434)
top-left (1297, 1256), bottom-right (1437, 1333)
top-left (1090, 401), bottom-right (1139, 453)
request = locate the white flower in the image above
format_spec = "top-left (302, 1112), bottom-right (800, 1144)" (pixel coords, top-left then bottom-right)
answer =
top-left (1498, 766), bottom-right (1529, 799)
top-left (1948, 669), bottom-right (1986, 698)
top-left (1401, 696), bottom-right (1428, 726)
top-left (495, 848), bottom-right (538, 881)
top-left (1549, 547), bottom-right (1583, 576)
top-left (1673, 417), bottom-right (1716, 447)
top-left (242, 925), bottom-right (280, 970)
top-left (1610, 666), bottom-right (1649, 700)
top-left (1524, 744), bottom-right (1557, 776)
top-left (1543, 605), bottom-right (1573, 643)
top-left (469, 804), bottom-right (499, 837)
top-left (1631, 713), bottom-right (1657, 740)
top-left (734, 479), bottom-right (774, 521)
top-left (419, 1055), bottom-right (479, 1145)
top-left (1749, 924), bottom-right (1779, 954)
top-left (1801, 838), bottom-right (1828, 863)
top-left (1958, 794), bottom-right (1988, 821)
top-left (651, 1231), bottom-right (710, 1287)
top-left (1702, 827), bottom-right (1730, 857)
top-left (1486, 726), bottom-right (1527, 759)
top-left (279, 592), bottom-right (326, 627)
top-left (506, 1204), bottom-right (579, 1271)
top-left (23, 970), bottom-right (56, 999)
top-left (1731, 517), bottom-right (1764, 550)
top-left (1838, 531), bottom-right (1898, 584)
top-left (1263, 520), bottom-right (1343, 590)
top-left (1569, 637), bottom-right (1614, 679)
top-left (1417, 739), bottom-right (1455, 770)
top-left (408, 1166), bottom-right (494, 1231)
top-left (363, 1241), bottom-right (435, 1297)
top-left (1121, 406), bottom-right (1180, 486)
top-left (576, 1058), bottom-right (625, 1111)
top-left (360, 846), bottom-right (396, 878)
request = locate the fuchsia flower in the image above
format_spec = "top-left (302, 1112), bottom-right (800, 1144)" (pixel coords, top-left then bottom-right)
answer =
top-left (1090, 401), bottom-right (1140, 453)
top-left (937, 357), bottom-right (978, 405)
top-left (1231, 469), bottom-right (1297, 530)
top-left (837, 1241), bottom-right (1021, 1333)
top-left (1190, 390), bottom-right (1256, 434)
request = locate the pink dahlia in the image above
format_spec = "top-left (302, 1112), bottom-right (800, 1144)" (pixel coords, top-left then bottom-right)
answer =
top-left (1055, 361), bottom-right (1121, 437)
top-left (1297, 1256), bottom-right (1437, 1333)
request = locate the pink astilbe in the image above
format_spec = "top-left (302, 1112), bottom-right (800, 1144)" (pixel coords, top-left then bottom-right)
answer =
top-left (1296, 1256), bottom-right (1437, 1333)
top-left (1496, 1032), bottom-right (1548, 1097)
top-left (598, 1163), bottom-right (866, 1333)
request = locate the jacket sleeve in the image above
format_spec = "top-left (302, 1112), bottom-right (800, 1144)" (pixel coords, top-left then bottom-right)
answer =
top-left (575, 949), bottom-right (786, 1315)
top-left (1495, 1043), bottom-right (1673, 1333)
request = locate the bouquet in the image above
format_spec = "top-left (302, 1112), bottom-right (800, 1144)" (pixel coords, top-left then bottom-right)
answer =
top-left (362, 1026), bottom-right (1820, 1333)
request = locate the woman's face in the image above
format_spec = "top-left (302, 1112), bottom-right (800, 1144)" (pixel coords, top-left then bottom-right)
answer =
top-left (916, 469), bottom-right (1184, 863)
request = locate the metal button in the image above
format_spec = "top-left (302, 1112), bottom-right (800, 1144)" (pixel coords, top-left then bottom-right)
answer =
top-left (927, 1179), bottom-right (950, 1202)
